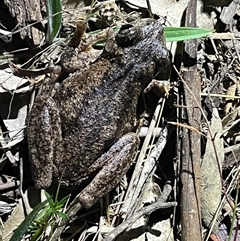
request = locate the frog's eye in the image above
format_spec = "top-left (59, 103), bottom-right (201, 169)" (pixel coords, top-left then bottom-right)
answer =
top-left (104, 38), bottom-right (115, 53)
top-left (116, 24), bottom-right (140, 47)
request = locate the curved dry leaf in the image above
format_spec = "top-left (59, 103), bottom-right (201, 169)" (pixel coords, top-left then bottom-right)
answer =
top-left (222, 106), bottom-right (240, 130)
top-left (223, 84), bottom-right (237, 116)
top-left (9, 61), bottom-right (54, 78)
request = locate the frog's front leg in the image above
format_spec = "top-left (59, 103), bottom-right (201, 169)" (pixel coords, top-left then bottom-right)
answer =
top-left (78, 133), bottom-right (140, 209)
top-left (27, 95), bottom-right (63, 189)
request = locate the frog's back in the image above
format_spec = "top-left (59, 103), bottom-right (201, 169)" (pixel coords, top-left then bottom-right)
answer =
top-left (54, 58), bottom-right (142, 183)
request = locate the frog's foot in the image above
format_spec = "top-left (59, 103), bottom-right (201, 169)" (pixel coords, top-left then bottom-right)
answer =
top-left (68, 18), bottom-right (87, 48)
top-left (78, 133), bottom-right (140, 209)
top-left (61, 22), bottom-right (113, 73)
top-left (144, 80), bottom-right (171, 98)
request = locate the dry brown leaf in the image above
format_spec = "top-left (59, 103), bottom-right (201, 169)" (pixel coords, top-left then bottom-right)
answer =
top-left (201, 108), bottom-right (224, 233)
top-left (223, 84), bottom-right (237, 116)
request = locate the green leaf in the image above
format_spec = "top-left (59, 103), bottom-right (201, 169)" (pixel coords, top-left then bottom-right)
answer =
top-left (55, 211), bottom-right (68, 219)
top-left (45, 191), bottom-right (54, 208)
top-left (57, 195), bottom-right (70, 207)
top-left (164, 27), bottom-right (212, 42)
top-left (46, 0), bottom-right (62, 44)
top-left (44, 191), bottom-right (51, 201)
top-left (10, 200), bottom-right (48, 241)
top-left (45, 208), bottom-right (54, 218)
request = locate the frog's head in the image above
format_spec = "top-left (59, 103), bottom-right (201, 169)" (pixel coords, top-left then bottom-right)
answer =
top-left (116, 19), bottom-right (170, 67)
top-left (102, 18), bottom-right (170, 87)
top-left (115, 19), bottom-right (166, 48)
top-left (114, 19), bottom-right (170, 80)
top-left (103, 19), bottom-right (170, 62)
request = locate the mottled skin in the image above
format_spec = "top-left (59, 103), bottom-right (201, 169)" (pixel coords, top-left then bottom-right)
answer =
top-left (27, 18), bottom-right (170, 208)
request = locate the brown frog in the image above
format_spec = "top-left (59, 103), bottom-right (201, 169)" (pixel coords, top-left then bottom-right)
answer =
top-left (27, 18), bottom-right (170, 208)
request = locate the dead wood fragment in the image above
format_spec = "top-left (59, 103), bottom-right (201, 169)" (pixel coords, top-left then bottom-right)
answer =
top-left (180, 0), bottom-right (202, 240)
top-left (181, 48), bottom-right (202, 241)
top-left (104, 182), bottom-right (177, 241)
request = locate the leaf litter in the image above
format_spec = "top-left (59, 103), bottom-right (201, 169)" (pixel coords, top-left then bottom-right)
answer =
top-left (1, 0), bottom-right (240, 240)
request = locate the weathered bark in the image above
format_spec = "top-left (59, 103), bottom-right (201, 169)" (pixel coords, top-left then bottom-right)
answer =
top-left (3, 0), bottom-right (45, 45)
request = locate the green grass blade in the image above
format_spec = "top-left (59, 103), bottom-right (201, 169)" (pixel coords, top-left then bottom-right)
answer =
top-left (164, 27), bottom-right (212, 42)
top-left (46, 0), bottom-right (62, 44)
top-left (9, 200), bottom-right (48, 241)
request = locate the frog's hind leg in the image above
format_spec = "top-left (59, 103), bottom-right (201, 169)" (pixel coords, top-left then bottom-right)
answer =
top-left (78, 133), bottom-right (139, 209)
top-left (27, 96), bottom-right (63, 189)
